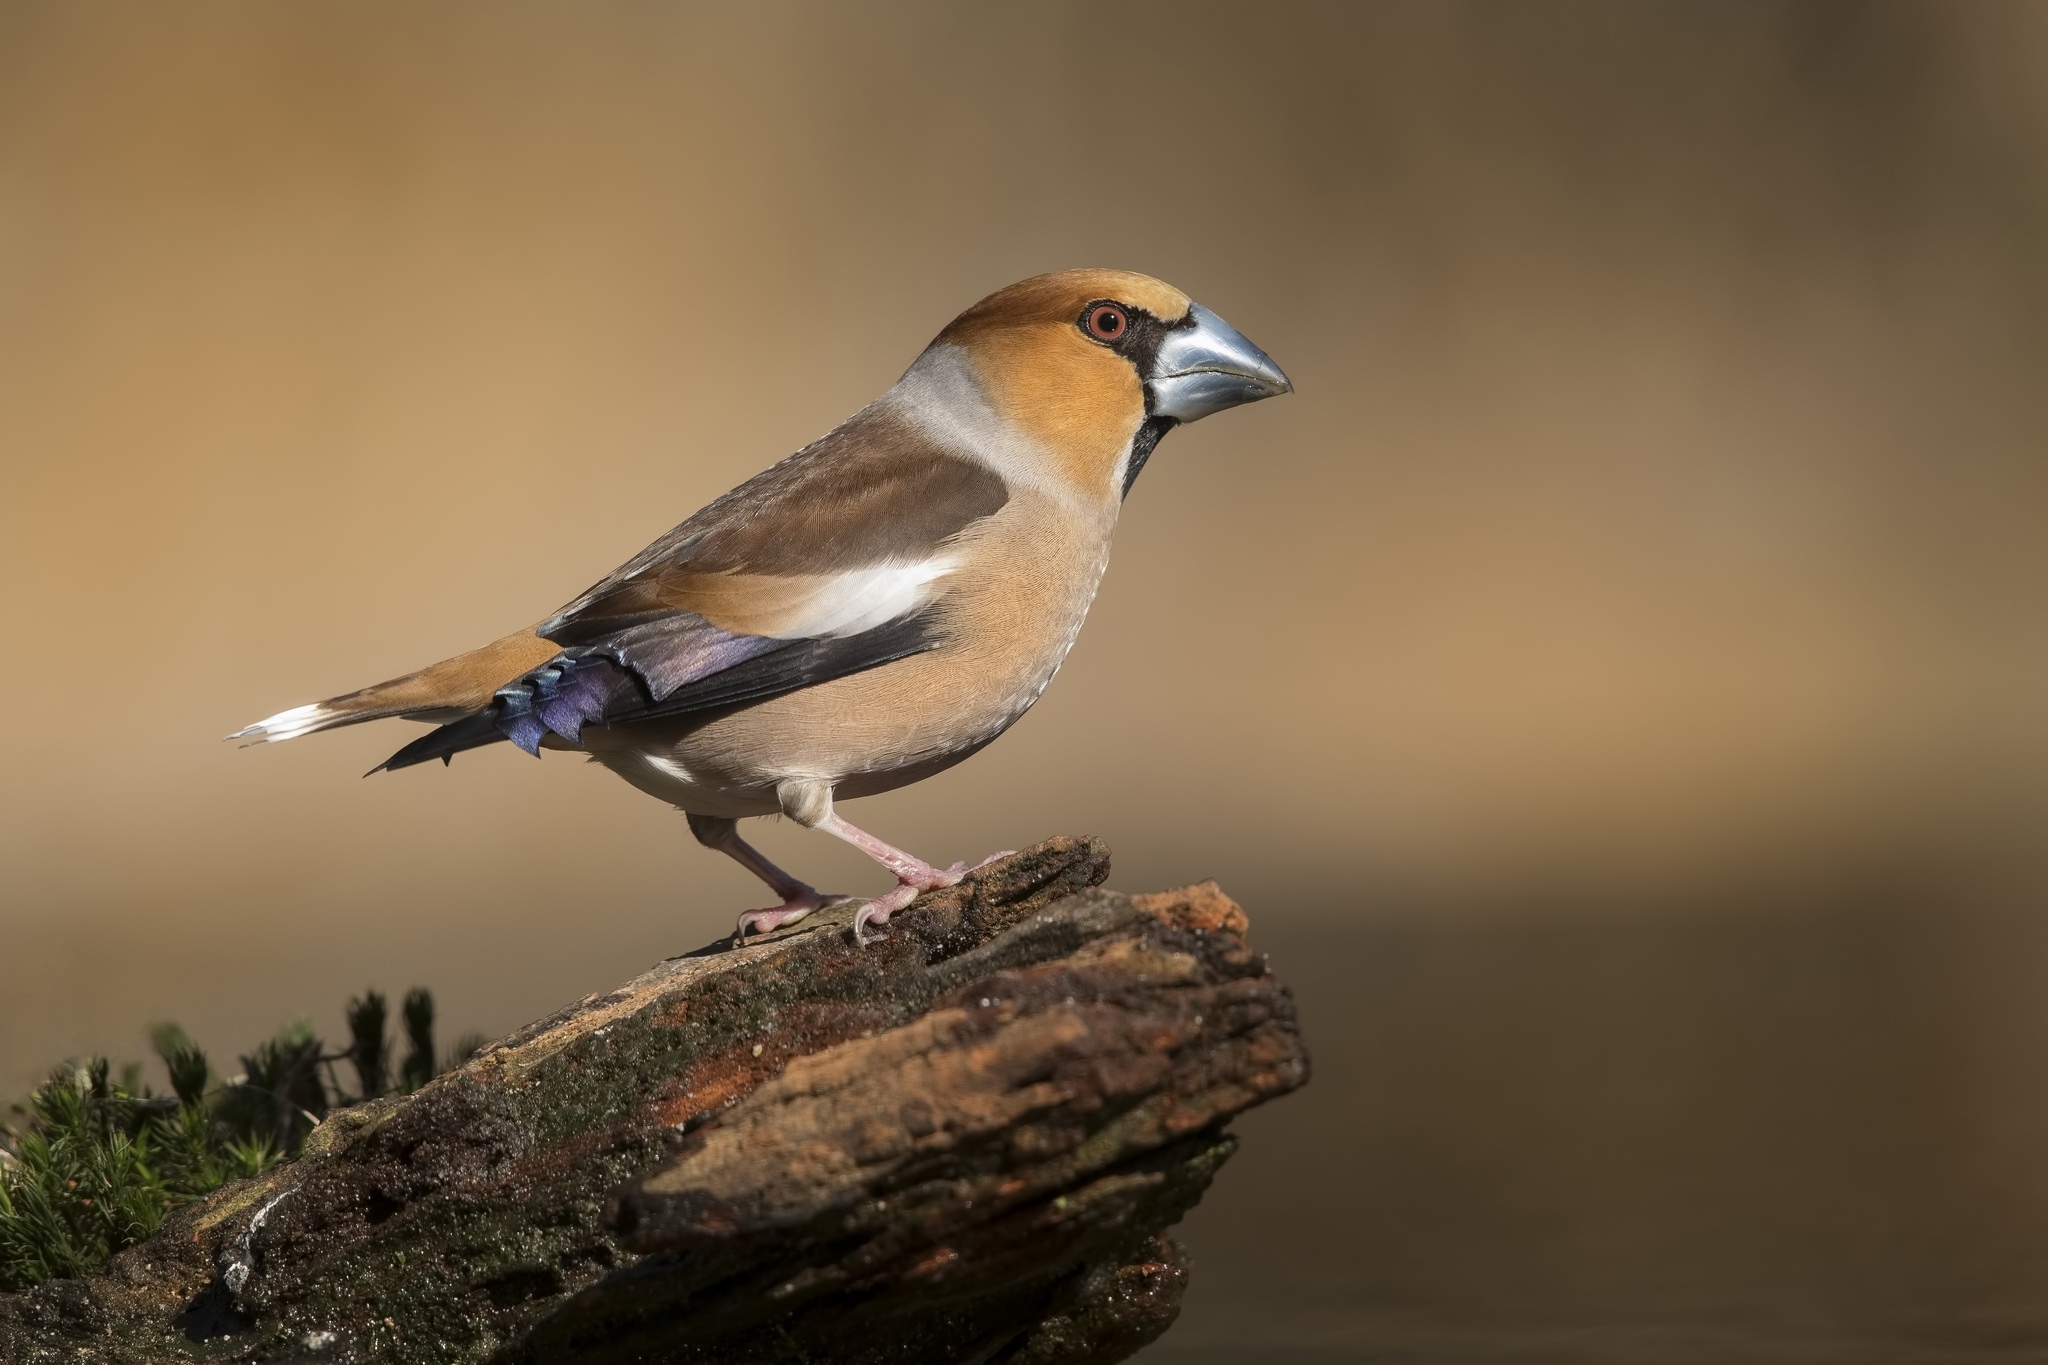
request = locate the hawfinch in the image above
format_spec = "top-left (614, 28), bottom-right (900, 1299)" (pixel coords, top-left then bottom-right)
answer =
top-left (236, 270), bottom-right (1291, 942)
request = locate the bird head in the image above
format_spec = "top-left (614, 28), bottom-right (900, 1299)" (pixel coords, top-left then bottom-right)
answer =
top-left (922, 268), bottom-right (1291, 499)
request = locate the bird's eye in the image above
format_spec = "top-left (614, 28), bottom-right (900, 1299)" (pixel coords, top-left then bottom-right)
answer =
top-left (1084, 303), bottom-right (1128, 342)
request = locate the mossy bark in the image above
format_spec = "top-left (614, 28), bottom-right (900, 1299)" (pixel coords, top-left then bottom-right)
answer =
top-left (0, 838), bottom-right (1308, 1365)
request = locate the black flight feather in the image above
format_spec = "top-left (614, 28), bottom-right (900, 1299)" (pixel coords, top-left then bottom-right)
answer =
top-left (372, 609), bottom-right (943, 774)
top-left (626, 610), bottom-right (938, 722)
top-left (374, 709), bottom-right (505, 774)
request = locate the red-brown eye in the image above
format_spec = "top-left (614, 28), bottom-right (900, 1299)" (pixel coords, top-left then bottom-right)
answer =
top-left (1084, 303), bottom-right (1128, 342)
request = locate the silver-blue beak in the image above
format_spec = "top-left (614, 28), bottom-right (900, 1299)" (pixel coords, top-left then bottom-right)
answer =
top-left (1147, 302), bottom-right (1292, 422)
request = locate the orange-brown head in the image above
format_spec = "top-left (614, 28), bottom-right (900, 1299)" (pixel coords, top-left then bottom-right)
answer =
top-left (922, 268), bottom-right (1290, 501)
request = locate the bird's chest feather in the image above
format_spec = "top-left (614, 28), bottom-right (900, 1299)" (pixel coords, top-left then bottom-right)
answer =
top-left (929, 491), bottom-right (1117, 722)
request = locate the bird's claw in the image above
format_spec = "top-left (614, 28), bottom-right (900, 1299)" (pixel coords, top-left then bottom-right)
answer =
top-left (731, 889), bottom-right (849, 947)
top-left (851, 847), bottom-right (1032, 945)
top-left (851, 881), bottom-right (924, 946)
top-left (848, 849), bottom-right (1019, 946)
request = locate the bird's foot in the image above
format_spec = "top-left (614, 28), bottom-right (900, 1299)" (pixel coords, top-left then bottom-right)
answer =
top-left (848, 851), bottom-right (1018, 946)
top-left (895, 845), bottom-right (1019, 888)
top-left (731, 888), bottom-right (849, 946)
top-left (851, 881), bottom-right (924, 946)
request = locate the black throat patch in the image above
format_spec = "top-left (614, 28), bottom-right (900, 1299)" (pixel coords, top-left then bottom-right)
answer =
top-left (1120, 415), bottom-right (1178, 500)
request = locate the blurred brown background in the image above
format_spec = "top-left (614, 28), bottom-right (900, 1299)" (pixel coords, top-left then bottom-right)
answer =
top-left (4, 3), bottom-right (2046, 1359)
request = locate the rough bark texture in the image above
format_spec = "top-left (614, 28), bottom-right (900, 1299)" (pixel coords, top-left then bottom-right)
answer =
top-left (0, 837), bottom-right (1307, 1364)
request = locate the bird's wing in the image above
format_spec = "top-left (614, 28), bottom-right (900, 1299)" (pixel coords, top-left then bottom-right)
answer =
top-left (379, 407), bottom-right (1008, 771)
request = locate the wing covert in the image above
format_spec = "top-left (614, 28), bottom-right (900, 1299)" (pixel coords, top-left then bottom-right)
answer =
top-left (379, 403), bottom-right (1007, 772)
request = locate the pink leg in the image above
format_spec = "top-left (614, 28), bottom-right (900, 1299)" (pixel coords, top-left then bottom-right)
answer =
top-left (811, 812), bottom-right (1012, 943)
top-left (688, 814), bottom-right (849, 945)
top-left (813, 812), bottom-right (964, 889)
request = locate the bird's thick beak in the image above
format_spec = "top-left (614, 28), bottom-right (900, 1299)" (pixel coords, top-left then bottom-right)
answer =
top-left (1147, 302), bottom-right (1293, 422)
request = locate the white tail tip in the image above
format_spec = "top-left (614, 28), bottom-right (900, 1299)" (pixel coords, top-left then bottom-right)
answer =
top-left (228, 702), bottom-right (333, 745)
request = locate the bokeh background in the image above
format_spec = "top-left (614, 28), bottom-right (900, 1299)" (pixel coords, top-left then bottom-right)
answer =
top-left (5, 3), bottom-right (2047, 1360)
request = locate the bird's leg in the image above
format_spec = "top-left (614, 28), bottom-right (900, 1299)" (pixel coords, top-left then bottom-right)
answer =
top-left (812, 812), bottom-right (968, 891)
top-left (814, 817), bottom-right (1020, 941)
top-left (688, 813), bottom-right (848, 945)
top-left (775, 779), bottom-right (987, 944)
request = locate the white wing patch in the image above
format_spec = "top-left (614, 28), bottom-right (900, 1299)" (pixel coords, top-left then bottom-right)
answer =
top-left (768, 558), bottom-right (958, 640)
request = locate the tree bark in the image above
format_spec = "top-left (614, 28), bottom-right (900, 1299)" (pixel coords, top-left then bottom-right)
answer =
top-left (0, 838), bottom-right (1308, 1365)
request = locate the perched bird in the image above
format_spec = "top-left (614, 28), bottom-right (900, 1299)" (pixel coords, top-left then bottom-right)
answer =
top-left (234, 269), bottom-right (1290, 942)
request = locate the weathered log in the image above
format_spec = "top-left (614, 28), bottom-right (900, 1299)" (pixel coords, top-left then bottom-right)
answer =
top-left (0, 838), bottom-right (1307, 1364)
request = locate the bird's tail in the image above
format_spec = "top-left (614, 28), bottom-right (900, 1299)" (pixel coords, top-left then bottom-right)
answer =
top-left (228, 627), bottom-right (562, 745)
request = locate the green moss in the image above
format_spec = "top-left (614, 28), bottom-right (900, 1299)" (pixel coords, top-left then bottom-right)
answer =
top-left (0, 986), bottom-right (474, 1294)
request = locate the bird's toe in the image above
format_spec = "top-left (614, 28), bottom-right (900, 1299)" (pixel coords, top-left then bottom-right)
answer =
top-left (731, 889), bottom-right (848, 946)
top-left (851, 882), bottom-right (922, 946)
